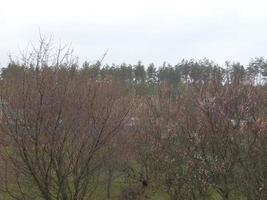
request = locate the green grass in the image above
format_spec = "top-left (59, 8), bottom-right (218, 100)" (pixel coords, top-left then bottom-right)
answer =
top-left (0, 172), bottom-right (248, 200)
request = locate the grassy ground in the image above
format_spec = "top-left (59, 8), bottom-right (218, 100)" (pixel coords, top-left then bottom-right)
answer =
top-left (0, 174), bottom-right (245, 200)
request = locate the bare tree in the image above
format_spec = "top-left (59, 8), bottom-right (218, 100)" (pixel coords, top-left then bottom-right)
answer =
top-left (0, 37), bottom-right (132, 200)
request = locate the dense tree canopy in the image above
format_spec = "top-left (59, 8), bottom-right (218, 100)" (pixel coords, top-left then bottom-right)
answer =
top-left (0, 41), bottom-right (266, 200)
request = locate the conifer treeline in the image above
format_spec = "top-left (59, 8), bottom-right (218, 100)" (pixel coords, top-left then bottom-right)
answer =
top-left (3, 57), bottom-right (267, 86)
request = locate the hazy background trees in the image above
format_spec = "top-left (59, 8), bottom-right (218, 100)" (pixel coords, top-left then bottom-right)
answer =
top-left (0, 38), bottom-right (266, 200)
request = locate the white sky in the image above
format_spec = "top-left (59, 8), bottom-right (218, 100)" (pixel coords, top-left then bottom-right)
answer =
top-left (1, 0), bottom-right (267, 67)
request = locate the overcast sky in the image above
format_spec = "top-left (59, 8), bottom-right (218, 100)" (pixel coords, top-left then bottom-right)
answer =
top-left (1, 0), bottom-right (267, 67)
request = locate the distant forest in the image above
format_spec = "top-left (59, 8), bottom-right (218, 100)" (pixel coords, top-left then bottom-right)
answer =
top-left (3, 56), bottom-right (267, 88)
top-left (0, 39), bottom-right (266, 200)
